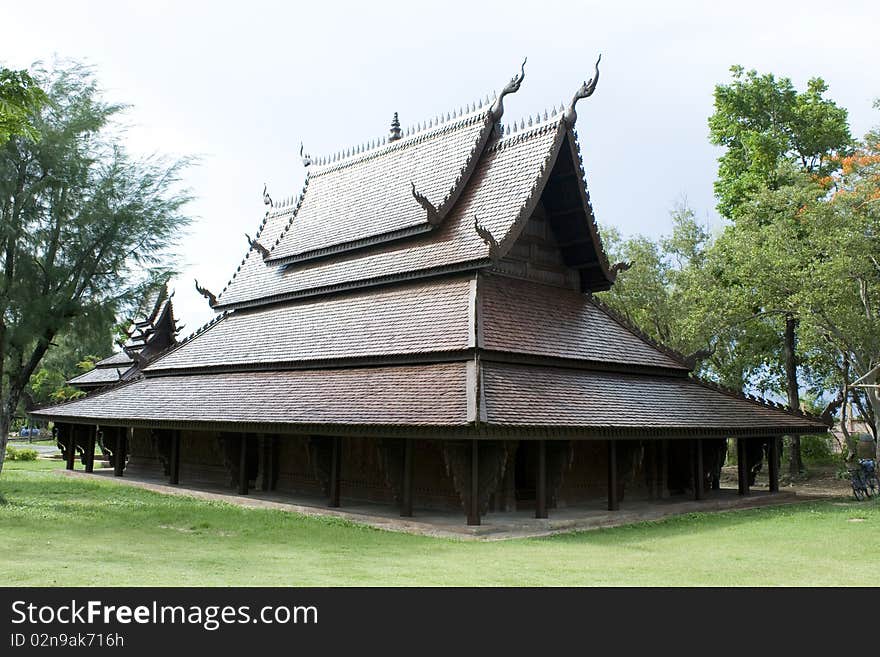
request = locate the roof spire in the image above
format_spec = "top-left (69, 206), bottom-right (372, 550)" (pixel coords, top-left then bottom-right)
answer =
top-left (389, 112), bottom-right (402, 141)
top-left (489, 57), bottom-right (527, 122)
top-left (563, 54), bottom-right (601, 127)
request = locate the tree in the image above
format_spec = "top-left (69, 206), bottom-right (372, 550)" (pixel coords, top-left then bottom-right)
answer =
top-left (25, 310), bottom-right (118, 411)
top-left (0, 67), bottom-right (47, 145)
top-left (0, 61), bottom-right (192, 474)
top-left (709, 66), bottom-right (851, 219)
top-left (707, 67), bottom-right (852, 474)
top-left (794, 121), bottom-right (880, 461)
top-left (599, 203), bottom-right (711, 356)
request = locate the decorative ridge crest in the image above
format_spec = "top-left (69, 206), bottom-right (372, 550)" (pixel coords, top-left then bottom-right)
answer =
top-left (563, 54), bottom-right (601, 126)
top-left (609, 260), bottom-right (632, 281)
top-left (216, 176), bottom-right (310, 303)
top-left (194, 280), bottom-right (218, 308)
top-left (262, 183), bottom-right (273, 208)
top-left (410, 182), bottom-right (442, 226)
top-left (308, 109), bottom-right (491, 176)
top-left (489, 57), bottom-right (527, 122)
top-left (474, 216), bottom-right (502, 263)
top-left (246, 233), bottom-right (270, 259)
top-left (492, 112), bottom-right (564, 150)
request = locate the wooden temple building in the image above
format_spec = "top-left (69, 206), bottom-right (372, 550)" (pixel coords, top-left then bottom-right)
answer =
top-left (32, 61), bottom-right (828, 524)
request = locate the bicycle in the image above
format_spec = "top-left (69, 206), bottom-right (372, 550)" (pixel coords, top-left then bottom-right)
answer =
top-left (850, 459), bottom-right (878, 500)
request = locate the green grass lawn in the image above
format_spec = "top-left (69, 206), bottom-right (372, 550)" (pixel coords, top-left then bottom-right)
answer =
top-left (1, 459), bottom-right (877, 586)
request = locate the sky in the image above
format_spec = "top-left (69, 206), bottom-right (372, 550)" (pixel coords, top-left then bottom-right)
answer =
top-left (3, 0), bottom-right (879, 334)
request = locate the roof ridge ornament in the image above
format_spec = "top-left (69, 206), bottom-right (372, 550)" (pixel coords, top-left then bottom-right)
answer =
top-left (563, 54), bottom-right (601, 127)
top-left (410, 182), bottom-right (442, 226)
top-left (474, 215), bottom-right (502, 263)
top-left (489, 58), bottom-right (527, 123)
top-left (609, 260), bottom-right (632, 280)
top-left (300, 143), bottom-right (311, 167)
top-left (389, 112), bottom-right (402, 142)
top-left (262, 183), bottom-right (274, 208)
top-left (194, 280), bottom-right (218, 308)
top-left (245, 233), bottom-right (270, 259)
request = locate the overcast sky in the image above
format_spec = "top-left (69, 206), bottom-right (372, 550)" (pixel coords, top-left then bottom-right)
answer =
top-left (3, 0), bottom-right (879, 334)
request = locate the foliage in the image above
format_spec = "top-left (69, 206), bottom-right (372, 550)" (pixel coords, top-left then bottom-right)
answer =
top-left (4, 445), bottom-right (37, 461)
top-left (709, 65), bottom-right (851, 219)
top-left (0, 67), bottom-right (47, 144)
top-left (0, 60), bottom-right (193, 474)
top-left (599, 203), bottom-right (710, 355)
top-left (799, 435), bottom-right (834, 464)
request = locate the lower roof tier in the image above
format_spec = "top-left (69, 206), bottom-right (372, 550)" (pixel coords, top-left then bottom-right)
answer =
top-left (32, 361), bottom-right (826, 438)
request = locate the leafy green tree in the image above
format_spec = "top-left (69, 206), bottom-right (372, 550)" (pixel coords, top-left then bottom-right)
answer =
top-left (0, 67), bottom-right (47, 144)
top-left (706, 67), bottom-right (852, 474)
top-left (600, 203), bottom-right (711, 356)
top-left (25, 311), bottom-right (118, 411)
top-left (793, 125), bottom-right (880, 460)
top-left (709, 66), bottom-right (851, 219)
top-left (0, 61), bottom-right (192, 474)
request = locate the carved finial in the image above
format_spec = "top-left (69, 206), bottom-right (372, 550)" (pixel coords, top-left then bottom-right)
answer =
top-left (389, 112), bottom-right (402, 141)
top-left (490, 58), bottom-right (527, 122)
top-left (300, 143), bottom-right (311, 167)
top-left (609, 260), bottom-right (632, 280)
top-left (474, 215), bottom-right (502, 263)
top-left (410, 182), bottom-right (442, 226)
top-left (194, 280), bottom-right (218, 307)
top-left (246, 233), bottom-right (270, 259)
top-left (262, 183), bottom-right (273, 208)
top-left (563, 54), bottom-right (601, 126)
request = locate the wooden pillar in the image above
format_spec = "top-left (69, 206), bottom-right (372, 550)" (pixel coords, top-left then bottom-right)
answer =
top-left (737, 437), bottom-right (749, 496)
top-left (66, 425), bottom-right (77, 470)
top-left (328, 437), bottom-right (341, 508)
top-left (261, 435), bottom-right (275, 492)
top-left (401, 439), bottom-right (414, 517)
top-left (169, 430), bottom-right (181, 485)
top-left (238, 434), bottom-right (249, 495)
top-left (467, 440), bottom-right (480, 526)
top-left (607, 439), bottom-right (619, 511)
top-left (84, 426), bottom-right (96, 473)
top-left (693, 438), bottom-right (704, 500)
top-left (535, 439), bottom-right (548, 519)
top-left (114, 427), bottom-right (125, 477)
top-left (768, 436), bottom-right (780, 493)
top-left (659, 439), bottom-right (669, 498)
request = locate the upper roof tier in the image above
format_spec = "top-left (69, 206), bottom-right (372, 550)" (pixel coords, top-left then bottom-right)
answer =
top-left (215, 113), bottom-right (615, 309)
top-left (265, 109), bottom-right (495, 265)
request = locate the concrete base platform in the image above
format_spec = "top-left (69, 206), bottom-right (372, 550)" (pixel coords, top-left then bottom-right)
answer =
top-left (60, 468), bottom-right (828, 541)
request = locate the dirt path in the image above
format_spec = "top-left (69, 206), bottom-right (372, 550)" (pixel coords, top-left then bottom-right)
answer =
top-left (720, 463), bottom-right (853, 498)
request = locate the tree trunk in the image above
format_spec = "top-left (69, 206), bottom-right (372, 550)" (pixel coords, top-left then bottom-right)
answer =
top-left (0, 401), bottom-right (14, 475)
top-left (784, 314), bottom-right (803, 476)
top-left (867, 369), bottom-right (880, 466)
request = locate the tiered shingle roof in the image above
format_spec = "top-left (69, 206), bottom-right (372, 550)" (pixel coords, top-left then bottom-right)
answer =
top-left (35, 63), bottom-right (828, 438)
